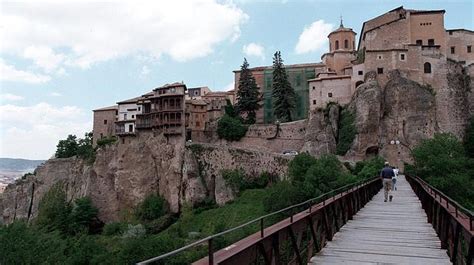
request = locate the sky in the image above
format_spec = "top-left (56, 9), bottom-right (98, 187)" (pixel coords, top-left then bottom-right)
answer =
top-left (0, 0), bottom-right (473, 160)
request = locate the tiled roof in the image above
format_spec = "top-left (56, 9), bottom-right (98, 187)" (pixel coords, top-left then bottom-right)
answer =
top-left (154, 82), bottom-right (186, 90)
top-left (117, 96), bottom-right (142, 104)
top-left (93, 105), bottom-right (118, 112)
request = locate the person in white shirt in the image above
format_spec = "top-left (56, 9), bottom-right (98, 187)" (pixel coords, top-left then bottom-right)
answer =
top-left (392, 167), bottom-right (399, 191)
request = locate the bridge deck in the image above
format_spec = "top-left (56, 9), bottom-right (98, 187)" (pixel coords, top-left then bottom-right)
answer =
top-left (310, 175), bottom-right (451, 264)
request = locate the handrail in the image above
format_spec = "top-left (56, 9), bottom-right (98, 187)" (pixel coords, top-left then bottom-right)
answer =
top-left (137, 176), bottom-right (379, 264)
top-left (407, 175), bottom-right (473, 230)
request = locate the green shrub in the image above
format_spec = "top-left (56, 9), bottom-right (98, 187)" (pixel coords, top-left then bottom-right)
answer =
top-left (135, 194), bottom-right (168, 221)
top-left (36, 183), bottom-right (71, 233)
top-left (217, 115), bottom-right (248, 141)
top-left (356, 156), bottom-right (385, 180)
top-left (465, 116), bottom-right (474, 158)
top-left (144, 215), bottom-right (177, 235)
top-left (122, 224), bottom-right (146, 238)
top-left (288, 152), bottom-right (317, 183)
top-left (96, 136), bottom-right (117, 147)
top-left (222, 168), bottom-right (246, 194)
top-left (302, 154), bottom-right (350, 197)
top-left (103, 222), bottom-right (128, 236)
top-left (69, 197), bottom-right (99, 234)
top-left (336, 109), bottom-right (356, 155)
top-left (263, 181), bottom-right (306, 213)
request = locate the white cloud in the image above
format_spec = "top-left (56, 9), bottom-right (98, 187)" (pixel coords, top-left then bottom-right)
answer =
top-left (140, 65), bottom-right (151, 77)
top-left (295, 20), bottom-right (334, 54)
top-left (22, 46), bottom-right (65, 73)
top-left (0, 59), bottom-right (51, 84)
top-left (50, 92), bottom-right (62, 97)
top-left (1, 93), bottom-right (24, 101)
top-left (1, 1), bottom-right (248, 71)
top-left (243, 43), bottom-right (265, 59)
top-left (0, 103), bottom-right (91, 159)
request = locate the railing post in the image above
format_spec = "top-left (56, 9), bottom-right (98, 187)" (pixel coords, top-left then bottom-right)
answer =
top-left (260, 218), bottom-right (264, 238)
top-left (208, 238), bottom-right (214, 265)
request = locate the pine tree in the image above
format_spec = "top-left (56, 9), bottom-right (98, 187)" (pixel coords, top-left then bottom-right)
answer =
top-left (272, 51), bottom-right (295, 122)
top-left (236, 58), bottom-right (260, 124)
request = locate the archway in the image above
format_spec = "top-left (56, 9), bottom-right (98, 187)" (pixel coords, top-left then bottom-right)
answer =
top-left (365, 146), bottom-right (379, 158)
top-left (355, 81), bottom-right (364, 88)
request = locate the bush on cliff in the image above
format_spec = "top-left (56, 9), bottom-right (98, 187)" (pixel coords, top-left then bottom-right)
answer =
top-left (96, 136), bottom-right (117, 147)
top-left (135, 194), bottom-right (169, 222)
top-left (336, 108), bottom-right (356, 155)
top-left (222, 169), bottom-right (273, 195)
top-left (217, 114), bottom-right (248, 141)
top-left (55, 132), bottom-right (96, 163)
top-left (36, 184), bottom-right (100, 235)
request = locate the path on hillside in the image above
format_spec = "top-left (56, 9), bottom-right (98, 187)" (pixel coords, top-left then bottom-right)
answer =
top-left (310, 175), bottom-right (451, 264)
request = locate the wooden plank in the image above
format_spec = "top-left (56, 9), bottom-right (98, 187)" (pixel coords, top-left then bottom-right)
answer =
top-left (311, 176), bottom-right (451, 264)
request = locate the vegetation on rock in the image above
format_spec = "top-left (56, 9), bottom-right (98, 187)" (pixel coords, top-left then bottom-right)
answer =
top-left (272, 51), bottom-right (295, 122)
top-left (55, 132), bottom-right (95, 163)
top-left (235, 58), bottom-right (260, 124)
top-left (217, 115), bottom-right (247, 141)
top-left (96, 136), bottom-right (117, 147)
top-left (336, 108), bottom-right (356, 155)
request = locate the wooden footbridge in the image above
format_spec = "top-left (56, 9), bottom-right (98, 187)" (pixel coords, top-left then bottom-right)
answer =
top-left (139, 175), bottom-right (473, 265)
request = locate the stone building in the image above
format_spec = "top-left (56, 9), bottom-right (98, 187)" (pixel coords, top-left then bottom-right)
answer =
top-left (185, 99), bottom-right (208, 141)
top-left (233, 63), bottom-right (325, 124)
top-left (92, 105), bottom-right (118, 146)
top-left (136, 82), bottom-right (187, 136)
top-left (115, 97), bottom-right (142, 137)
top-left (186, 86), bottom-right (211, 100)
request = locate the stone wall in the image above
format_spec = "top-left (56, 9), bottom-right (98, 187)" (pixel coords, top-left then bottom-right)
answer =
top-left (215, 120), bottom-right (307, 154)
top-left (185, 143), bottom-right (290, 205)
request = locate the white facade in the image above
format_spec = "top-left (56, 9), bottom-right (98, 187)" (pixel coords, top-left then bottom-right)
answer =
top-left (117, 102), bottom-right (141, 134)
top-left (309, 76), bottom-right (352, 110)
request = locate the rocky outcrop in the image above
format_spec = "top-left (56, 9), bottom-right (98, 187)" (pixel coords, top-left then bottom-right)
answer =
top-left (0, 133), bottom-right (289, 224)
top-left (184, 143), bottom-right (289, 205)
top-left (302, 104), bottom-right (338, 157)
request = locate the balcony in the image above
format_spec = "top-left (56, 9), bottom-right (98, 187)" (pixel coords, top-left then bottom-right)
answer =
top-left (115, 128), bottom-right (135, 136)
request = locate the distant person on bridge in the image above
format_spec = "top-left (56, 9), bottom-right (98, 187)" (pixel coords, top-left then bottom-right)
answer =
top-left (380, 162), bottom-right (395, 202)
top-left (392, 167), bottom-right (399, 191)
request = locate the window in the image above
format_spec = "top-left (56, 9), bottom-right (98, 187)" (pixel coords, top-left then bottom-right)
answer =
top-left (400, 53), bottom-right (406, 61)
top-left (195, 91), bottom-right (199, 95)
top-left (468, 46), bottom-right (472, 53)
top-left (196, 121), bottom-right (200, 127)
top-left (104, 120), bottom-right (107, 125)
top-left (424, 62), bottom-right (431, 74)
top-left (312, 86), bottom-right (315, 90)
top-left (358, 70), bottom-right (363, 76)
top-left (128, 124), bottom-right (133, 132)
top-left (449, 31), bottom-right (453, 35)
top-left (344, 39), bottom-right (348, 49)
top-left (100, 133), bottom-right (103, 138)
top-left (451, 46), bottom-right (455, 54)
top-left (335, 40), bottom-right (339, 50)
top-left (328, 93), bottom-right (333, 98)
top-left (131, 115), bottom-right (134, 119)
top-left (138, 107), bottom-right (141, 111)
top-left (416, 40), bottom-right (422, 46)
top-left (377, 68), bottom-right (384, 74)
top-left (313, 100), bottom-right (316, 105)
top-left (124, 113), bottom-right (127, 120)
top-left (377, 55), bottom-right (383, 60)
top-left (428, 39), bottom-right (434, 46)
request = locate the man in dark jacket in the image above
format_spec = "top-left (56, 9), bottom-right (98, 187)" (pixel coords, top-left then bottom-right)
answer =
top-left (380, 162), bottom-right (395, 202)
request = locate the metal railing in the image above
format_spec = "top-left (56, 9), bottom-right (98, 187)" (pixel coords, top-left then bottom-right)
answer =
top-left (138, 176), bottom-right (381, 265)
top-left (406, 175), bottom-right (474, 265)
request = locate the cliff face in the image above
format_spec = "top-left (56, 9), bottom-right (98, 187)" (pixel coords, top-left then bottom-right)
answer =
top-left (0, 133), bottom-right (289, 224)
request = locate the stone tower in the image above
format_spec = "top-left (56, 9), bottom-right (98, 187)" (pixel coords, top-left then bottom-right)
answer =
top-left (323, 18), bottom-right (357, 75)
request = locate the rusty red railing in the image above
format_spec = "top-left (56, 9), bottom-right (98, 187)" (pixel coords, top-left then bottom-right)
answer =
top-left (406, 175), bottom-right (473, 265)
top-left (137, 176), bottom-right (382, 265)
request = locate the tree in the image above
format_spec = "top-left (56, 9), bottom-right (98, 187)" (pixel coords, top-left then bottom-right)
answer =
top-left (272, 51), bottom-right (296, 122)
top-left (36, 183), bottom-right (71, 233)
top-left (217, 115), bottom-right (248, 141)
top-left (55, 135), bottom-right (79, 158)
top-left (236, 58), bottom-right (260, 124)
top-left (76, 132), bottom-right (95, 162)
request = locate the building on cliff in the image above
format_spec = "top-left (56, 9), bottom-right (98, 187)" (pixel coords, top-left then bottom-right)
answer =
top-left (92, 105), bottom-right (118, 146)
top-left (186, 86), bottom-right (211, 100)
top-left (135, 82), bottom-right (187, 136)
top-left (234, 6), bottom-right (473, 123)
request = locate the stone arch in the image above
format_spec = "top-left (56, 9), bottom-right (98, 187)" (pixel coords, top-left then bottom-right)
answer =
top-left (355, 81), bottom-right (364, 88)
top-left (365, 146), bottom-right (379, 157)
top-left (424, 62), bottom-right (432, 73)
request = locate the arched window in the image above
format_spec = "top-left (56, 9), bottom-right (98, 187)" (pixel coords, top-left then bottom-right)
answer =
top-left (344, 39), bottom-right (348, 49)
top-left (335, 40), bottom-right (339, 50)
top-left (424, 62), bottom-right (431, 73)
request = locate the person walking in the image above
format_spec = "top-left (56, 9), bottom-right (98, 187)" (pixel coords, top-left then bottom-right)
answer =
top-left (380, 162), bottom-right (395, 202)
top-left (392, 167), bottom-right (399, 191)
